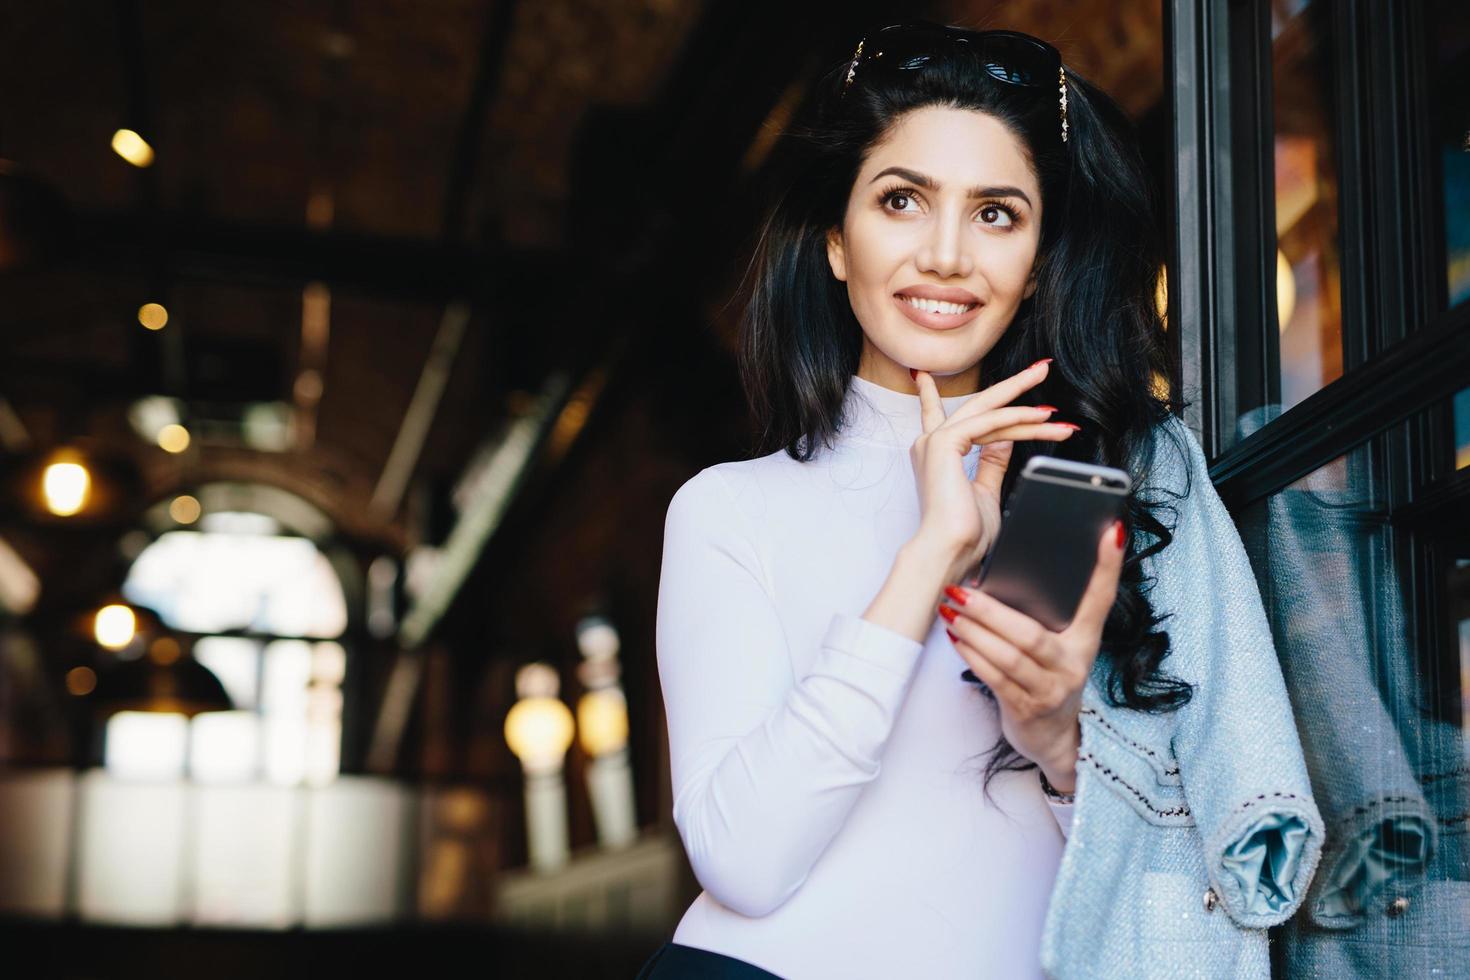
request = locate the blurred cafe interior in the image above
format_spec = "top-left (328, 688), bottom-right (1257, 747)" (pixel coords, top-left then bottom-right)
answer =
top-left (0, 1), bottom-right (1467, 977)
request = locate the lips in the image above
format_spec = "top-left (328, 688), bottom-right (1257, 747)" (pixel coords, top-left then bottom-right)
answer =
top-left (892, 287), bottom-right (983, 330)
top-left (896, 284), bottom-right (982, 305)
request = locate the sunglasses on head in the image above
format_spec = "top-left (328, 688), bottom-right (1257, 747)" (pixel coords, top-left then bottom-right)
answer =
top-left (841, 22), bottom-right (1069, 143)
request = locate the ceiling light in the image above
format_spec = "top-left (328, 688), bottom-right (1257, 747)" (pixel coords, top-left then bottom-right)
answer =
top-left (168, 494), bottom-right (201, 524)
top-left (95, 604), bottom-right (137, 650)
top-left (138, 302), bottom-right (168, 330)
top-left (111, 129), bottom-right (154, 168)
top-left (42, 458), bottom-right (90, 516)
top-left (157, 424), bottom-right (190, 453)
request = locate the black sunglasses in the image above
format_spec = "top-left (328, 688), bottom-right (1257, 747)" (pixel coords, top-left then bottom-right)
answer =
top-left (841, 22), bottom-right (1069, 142)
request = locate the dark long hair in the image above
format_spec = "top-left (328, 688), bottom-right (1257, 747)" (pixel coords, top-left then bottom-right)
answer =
top-left (737, 32), bottom-right (1195, 801)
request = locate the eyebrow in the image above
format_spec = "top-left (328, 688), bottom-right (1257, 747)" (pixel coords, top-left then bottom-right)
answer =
top-left (868, 166), bottom-right (1033, 209)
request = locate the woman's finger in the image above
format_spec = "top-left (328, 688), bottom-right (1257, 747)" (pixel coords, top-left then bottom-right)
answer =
top-left (947, 586), bottom-right (1061, 670)
top-left (1062, 519), bottom-right (1127, 642)
top-left (948, 628), bottom-right (1036, 704)
top-left (941, 404), bottom-right (1064, 444)
top-left (945, 359), bottom-right (1052, 423)
top-left (956, 421), bottom-right (1075, 447)
top-left (947, 612), bottom-right (1052, 694)
top-left (973, 439), bottom-right (1013, 498)
top-left (913, 370), bottom-right (948, 434)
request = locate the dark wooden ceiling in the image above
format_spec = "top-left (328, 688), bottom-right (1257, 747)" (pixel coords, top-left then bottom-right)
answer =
top-left (0, 0), bottom-right (1165, 549)
top-left (0, 0), bottom-right (1168, 830)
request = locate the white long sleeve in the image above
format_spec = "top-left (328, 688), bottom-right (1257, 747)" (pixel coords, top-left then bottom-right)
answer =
top-left (654, 375), bottom-right (1069, 980)
top-left (658, 469), bottom-right (925, 917)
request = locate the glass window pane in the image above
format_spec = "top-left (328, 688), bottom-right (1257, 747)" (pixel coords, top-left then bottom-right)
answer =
top-left (122, 524), bottom-right (348, 638)
top-left (1235, 447), bottom-right (1470, 966)
top-left (1426, 2), bottom-right (1470, 309)
top-left (1455, 559), bottom-right (1470, 736)
top-left (1457, 387), bottom-right (1470, 470)
top-left (193, 636), bottom-right (261, 710)
top-left (1271, 0), bottom-right (1344, 410)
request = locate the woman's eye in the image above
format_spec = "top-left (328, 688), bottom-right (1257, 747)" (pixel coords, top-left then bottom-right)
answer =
top-left (884, 192), bottom-right (915, 212)
top-left (979, 204), bottom-right (1015, 226)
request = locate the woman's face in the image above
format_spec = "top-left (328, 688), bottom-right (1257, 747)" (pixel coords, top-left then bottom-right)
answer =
top-left (826, 106), bottom-right (1043, 396)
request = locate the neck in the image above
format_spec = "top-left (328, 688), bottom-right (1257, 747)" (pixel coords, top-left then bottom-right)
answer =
top-left (839, 373), bottom-right (982, 450)
top-left (855, 348), bottom-right (983, 397)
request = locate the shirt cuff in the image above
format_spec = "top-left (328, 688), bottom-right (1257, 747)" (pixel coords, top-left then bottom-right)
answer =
top-left (821, 612), bottom-right (925, 677)
top-left (1039, 769), bottom-right (1075, 838)
top-left (1047, 796), bottom-right (1074, 837)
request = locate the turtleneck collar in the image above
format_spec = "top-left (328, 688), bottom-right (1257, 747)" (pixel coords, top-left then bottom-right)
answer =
top-left (838, 374), bottom-right (980, 450)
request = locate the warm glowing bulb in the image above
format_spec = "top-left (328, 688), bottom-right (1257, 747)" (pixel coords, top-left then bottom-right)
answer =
top-left (138, 303), bottom-right (169, 330)
top-left (157, 424), bottom-right (191, 453)
top-left (66, 666), bottom-right (98, 696)
top-left (577, 687), bottom-right (629, 756)
top-left (111, 128), bottom-right (154, 167)
top-left (1155, 265), bottom-right (1169, 327)
top-left (42, 461), bottom-right (90, 516)
top-left (1276, 249), bottom-right (1297, 334)
top-left (148, 637), bottom-right (181, 665)
top-left (168, 494), bottom-right (201, 524)
top-left (95, 604), bottom-right (137, 650)
top-left (504, 696), bottom-right (575, 775)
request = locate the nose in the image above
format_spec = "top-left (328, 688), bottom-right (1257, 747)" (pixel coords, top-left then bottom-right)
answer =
top-left (914, 208), bottom-right (974, 279)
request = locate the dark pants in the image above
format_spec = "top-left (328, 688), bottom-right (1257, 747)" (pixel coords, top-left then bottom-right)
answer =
top-left (634, 942), bottom-right (785, 979)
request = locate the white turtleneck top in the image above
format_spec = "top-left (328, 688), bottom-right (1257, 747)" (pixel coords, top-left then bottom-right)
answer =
top-left (656, 374), bottom-right (1074, 980)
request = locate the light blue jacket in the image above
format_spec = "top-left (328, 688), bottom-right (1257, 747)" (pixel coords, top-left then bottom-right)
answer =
top-left (1039, 416), bottom-right (1326, 979)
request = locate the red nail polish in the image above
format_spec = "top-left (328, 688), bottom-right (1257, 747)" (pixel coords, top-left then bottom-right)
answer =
top-left (945, 629), bottom-right (958, 642)
top-left (1035, 404), bottom-right (1058, 413)
top-left (909, 368), bottom-right (918, 379)
top-left (938, 604), bottom-right (958, 623)
top-left (1029, 357), bottom-right (1054, 370)
top-left (943, 585), bottom-right (968, 605)
top-left (1056, 422), bottom-right (1081, 431)
top-left (1114, 519), bottom-right (1126, 549)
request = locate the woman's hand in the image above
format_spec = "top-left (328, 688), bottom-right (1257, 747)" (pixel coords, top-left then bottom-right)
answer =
top-left (938, 520), bottom-right (1127, 789)
top-left (910, 360), bottom-right (1076, 584)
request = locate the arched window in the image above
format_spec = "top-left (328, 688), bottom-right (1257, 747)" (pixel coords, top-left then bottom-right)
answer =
top-left (116, 501), bottom-right (350, 787)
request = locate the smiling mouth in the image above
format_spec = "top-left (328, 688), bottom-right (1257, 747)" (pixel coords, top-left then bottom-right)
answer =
top-left (896, 294), bottom-right (980, 316)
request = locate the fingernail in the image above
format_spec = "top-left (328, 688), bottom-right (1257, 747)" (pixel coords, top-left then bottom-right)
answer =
top-left (1056, 421), bottom-right (1081, 431)
top-left (1035, 404), bottom-right (1058, 413)
top-left (937, 604), bottom-right (958, 623)
top-left (945, 629), bottom-right (958, 642)
top-left (909, 367), bottom-right (918, 379)
top-left (1029, 357), bottom-right (1054, 370)
top-left (943, 584), bottom-right (968, 605)
top-left (1114, 519), bottom-right (1126, 549)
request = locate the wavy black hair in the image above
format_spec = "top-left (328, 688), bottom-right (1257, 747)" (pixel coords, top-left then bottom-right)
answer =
top-left (736, 29), bottom-right (1196, 802)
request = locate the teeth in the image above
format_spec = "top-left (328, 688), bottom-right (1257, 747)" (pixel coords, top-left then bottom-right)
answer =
top-left (903, 295), bottom-right (975, 316)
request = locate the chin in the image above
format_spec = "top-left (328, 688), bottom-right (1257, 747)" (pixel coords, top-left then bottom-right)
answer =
top-left (895, 347), bottom-right (981, 377)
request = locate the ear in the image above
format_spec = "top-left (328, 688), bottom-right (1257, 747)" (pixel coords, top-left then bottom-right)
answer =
top-left (825, 226), bottom-right (848, 282)
top-left (1023, 258), bottom-right (1041, 300)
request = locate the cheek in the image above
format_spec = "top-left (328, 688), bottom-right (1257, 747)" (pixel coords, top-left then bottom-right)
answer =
top-left (990, 235), bottom-right (1040, 293)
top-left (844, 214), bottom-right (907, 289)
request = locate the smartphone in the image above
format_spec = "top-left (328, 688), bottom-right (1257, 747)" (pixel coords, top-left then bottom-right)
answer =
top-left (973, 455), bottom-right (1132, 632)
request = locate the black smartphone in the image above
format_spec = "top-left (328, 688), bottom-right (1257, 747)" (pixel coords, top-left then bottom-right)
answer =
top-left (973, 455), bottom-right (1132, 632)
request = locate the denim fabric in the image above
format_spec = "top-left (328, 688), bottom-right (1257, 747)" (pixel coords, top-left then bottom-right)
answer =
top-left (1238, 485), bottom-right (1435, 929)
top-left (1279, 823), bottom-right (1470, 977)
top-left (1227, 406), bottom-right (1470, 976)
top-left (1038, 416), bottom-right (1324, 980)
top-left (1234, 405), bottom-right (1440, 934)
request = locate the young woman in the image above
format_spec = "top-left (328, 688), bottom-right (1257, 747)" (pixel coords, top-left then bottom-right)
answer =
top-left (640, 21), bottom-right (1316, 979)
